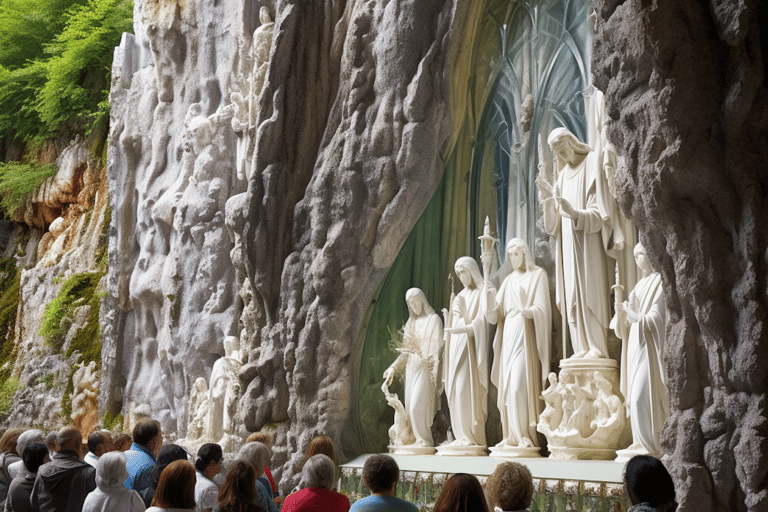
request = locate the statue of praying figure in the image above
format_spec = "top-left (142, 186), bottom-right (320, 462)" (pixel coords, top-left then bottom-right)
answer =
top-left (186, 378), bottom-right (209, 442)
top-left (485, 238), bottom-right (551, 454)
top-left (383, 288), bottom-right (444, 449)
top-left (613, 243), bottom-right (668, 456)
top-left (206, 336), bottom-right (243, 443)
top-left (537, 127), bottom-right (614, 359)
top-left (442, 257), bottom-right (494, 450)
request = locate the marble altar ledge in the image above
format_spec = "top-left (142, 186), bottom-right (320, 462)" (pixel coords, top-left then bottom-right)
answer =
top-left (341, 454), bottom-right (625, 483)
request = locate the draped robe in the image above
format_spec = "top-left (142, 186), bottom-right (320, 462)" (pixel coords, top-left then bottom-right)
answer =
top-left (489, 266), bottom-right (551, 447)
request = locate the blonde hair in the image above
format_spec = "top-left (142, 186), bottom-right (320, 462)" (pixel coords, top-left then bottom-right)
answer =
top-left (486, 462), bottom-right (534, 511)
top-left (245, 432), bottom-right (274, 448)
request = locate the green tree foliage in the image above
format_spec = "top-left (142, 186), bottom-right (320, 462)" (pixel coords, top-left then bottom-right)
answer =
top-left (0, 0), bottom-right (133, 141)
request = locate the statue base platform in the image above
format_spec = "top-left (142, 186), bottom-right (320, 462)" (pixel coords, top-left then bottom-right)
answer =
top-left (615, 445), bottom-right (659, 462)
top-left (489, 445), bottom-right (543, 458)
top-left (389, 445), bottom-right (436, 455)
top-left (435, 444), bottom-right (487, 457)
top-left (548, 446), bottom-right (617, 460)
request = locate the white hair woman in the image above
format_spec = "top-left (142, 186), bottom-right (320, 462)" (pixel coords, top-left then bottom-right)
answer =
top-left (82, 451), bottom-right (145, 512)
top-left (7, 430), bottom-right (44, 479)
top-left (235, 443), bottom-right (277, 512)
top-left (281, 455), bottom-right (349, 512)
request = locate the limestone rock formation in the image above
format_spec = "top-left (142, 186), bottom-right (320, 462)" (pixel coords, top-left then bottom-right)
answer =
top-left (592, 1), bottom-right (768, 510)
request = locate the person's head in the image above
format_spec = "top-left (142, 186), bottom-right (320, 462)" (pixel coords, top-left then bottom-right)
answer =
top-left (96, 451), bottom-right (130, 489)
top-left (245, 432), bottom-right (274, 449)
top-left (304, 435), bottom-right (335, 465)
top-left (506, 238), bottom-right (535, 272)
top-left (195, 443), bottom-right (223, 476)
top-left (0, 427), bottom-right (25, 455)
top-left (547, 127), bottom-right (591, 167)
top-left (433, 473), bottom-right (489, 512)
top-left (88, 431), bottom-right (112, 457)
top-left (217, 460), bottom-right (259, 512)
top-left (299, 454), bottom-right (336, 490)
top-left (624, 455), bottom-right (676, 507)
top-left (113, 434), bottom-right (132, 451)
top-left (405, 288), bottom-right (435, 319)
top-left (45, 431), bottom-right (58, 452)
top-left (152, 444), bottom-right (189, 487)
top-left (152, 459), bottom-right (196, 509)
top-left (486, 462), bottom-right (534, 512)
top-left (133, 419), bottom-right (162, 455)
top-left (634, 243), bottom-right (652, 274)
top-left (454, 257), bottom-right (483, 289)
top-left (22, 443), bottom-right (49, 473)
top-left (15, 429), bottom-right (44, 458)
top-left (259, 6), bottom-right (272, 24)
top-left (362, 454), bottom-right (400, 495)
top-left (57, 426), bottom-right (83, 455)
top-left (223, 336), bottom-right (240, 358)
top-left (236, 442), bottom-right (271, 478)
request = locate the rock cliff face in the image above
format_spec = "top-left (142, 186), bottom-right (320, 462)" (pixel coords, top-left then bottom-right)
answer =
top-left (592, 1), bottom-right (768, 510)
top-left (104, 0), bottom-right (474, 484)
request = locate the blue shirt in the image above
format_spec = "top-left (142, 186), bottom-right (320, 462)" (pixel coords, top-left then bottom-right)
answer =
top-left (350, 494), bottom-right (419, 512)
top-left (123, 442), bottom-right (156, 506)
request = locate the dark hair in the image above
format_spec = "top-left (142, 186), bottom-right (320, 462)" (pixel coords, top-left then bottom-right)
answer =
top-left (113, 434), bottom-right (132, 451)
top-left (88, 432), bottom-right (107, 454)
top-left (195, 443), bottom-right (223, 472)
top-left (152, 444), bottom-right (189, 487)
top-left (304, 435), bottom-right (336, 466)
top-left (133, 419), bottom-right (161, 447)
top-left (624, 455), bottom-right (676, 507)
top-left (22, 443), bottom-right (49, 473)
top-left (362, 454), bottom-right (399, 494)
top-left (217, 460), bottom-right (266, 512)
top-left (433, 473), bottom-right (489, 512)
top-left (152, 459), bottom-right (196, 509)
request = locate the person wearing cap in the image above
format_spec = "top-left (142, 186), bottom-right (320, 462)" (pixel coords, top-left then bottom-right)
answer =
top-left (7, 430), bottom-right (44, 480)
top-left (124, 419), bottom-right (162, 507)
top-left (82, 451), bottom-right (145, 512)
top-left (30, 426), bottom-right (97, 512)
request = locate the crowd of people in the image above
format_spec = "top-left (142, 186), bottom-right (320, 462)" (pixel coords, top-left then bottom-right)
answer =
top-left (0, 422), bottom-right (678, 512)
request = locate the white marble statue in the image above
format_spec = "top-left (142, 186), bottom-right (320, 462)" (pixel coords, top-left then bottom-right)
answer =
top-left (485, 238), bottom-right (551, 456)
top-left (440, 257), bottom-right (494, 454)
top-left (537, 127), bottom-right (614, 359)
top-left (231, 7), bottom-right (274, 181)
top-left (613, 243), bottom-right (668, 457)
top-left (383, 288), bottom-right (444, 453)
top-left (186, 378), bottom-right (209, 442)
top-left (206, 336), bottom-right (243, 444)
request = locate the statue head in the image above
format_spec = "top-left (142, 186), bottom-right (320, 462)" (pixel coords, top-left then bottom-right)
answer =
top-left (259, 6), bottom-right (273, 25)
top-left (547, 372), bottom-right (558, 387)
top-left (454, 257), bottom-right (483, 289)
top-left (405, 288), bottom-right (435, 319)
top-left (194, 377), bottom-right (207, 394)
top-left (547, 127), bottom-right (591, 170)
top-left (634, 243), bottom-right (652, 274)
top-left (187, 116), bottom-right (213, 155)
top-left (593, 372), bottom-right (612, 393)
top-left (506, 238), bottom-right (535, 272)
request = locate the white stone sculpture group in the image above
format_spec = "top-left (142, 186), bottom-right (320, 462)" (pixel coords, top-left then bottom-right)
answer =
top-left (382, 114), bottom-right (669, 460)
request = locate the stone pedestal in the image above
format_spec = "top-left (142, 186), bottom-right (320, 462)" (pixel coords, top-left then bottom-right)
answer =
top-left (435, 444), bottom-right (487, 457)
top-left (389, 445), bottom-right (436, 455)
top-left (537, 358), bottom-right (629, 461)
top-left (489, 445), bottom-right (543, 458)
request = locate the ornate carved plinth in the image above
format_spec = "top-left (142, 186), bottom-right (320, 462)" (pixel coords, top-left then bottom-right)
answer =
top-left (435, 443), bottom-right (488, 457)
top-left (537, 357), bottom-right (629, 461)
top-left (389, 445), bottom-right (436, 455)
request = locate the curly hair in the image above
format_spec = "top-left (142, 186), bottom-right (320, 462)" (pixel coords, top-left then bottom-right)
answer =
top-left (486, 462), bottom-right (533, 511)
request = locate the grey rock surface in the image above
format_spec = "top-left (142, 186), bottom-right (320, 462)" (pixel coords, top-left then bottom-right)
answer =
top-left (592, 1), bottom-right (768, 510)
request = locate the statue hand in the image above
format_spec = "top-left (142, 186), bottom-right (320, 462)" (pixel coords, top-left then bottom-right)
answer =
top-left (521, 308), bottom-right (534, 319)
top-left (383, 368), bottom-right (394, 385)
top-left (444, 325), bottom-right (467, 335)
top-left (624, 305), bottom-right (640, 323)
top-left (556, 197), bottom-right (578, 219)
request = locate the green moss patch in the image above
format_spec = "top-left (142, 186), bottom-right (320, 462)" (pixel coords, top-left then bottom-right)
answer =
top-left (0, 257), bottom-right (21, 384)
top-left (0, 162), bottom-right (57, 217)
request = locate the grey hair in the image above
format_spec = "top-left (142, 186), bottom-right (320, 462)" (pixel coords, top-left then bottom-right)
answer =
top-left (16, 429), bottom-right (44, 458)
top-left (235, 442), bottom-right (271, 470)
top-left (96, 451), bottom-right (130, 488)
top-left (299, 454), bottom-right (336, 490)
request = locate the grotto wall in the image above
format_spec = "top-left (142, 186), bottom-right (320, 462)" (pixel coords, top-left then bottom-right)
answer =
top-left (104, 0), bottom-right (477, 485)
top-left (592, 0), bottom-right (768, 511)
